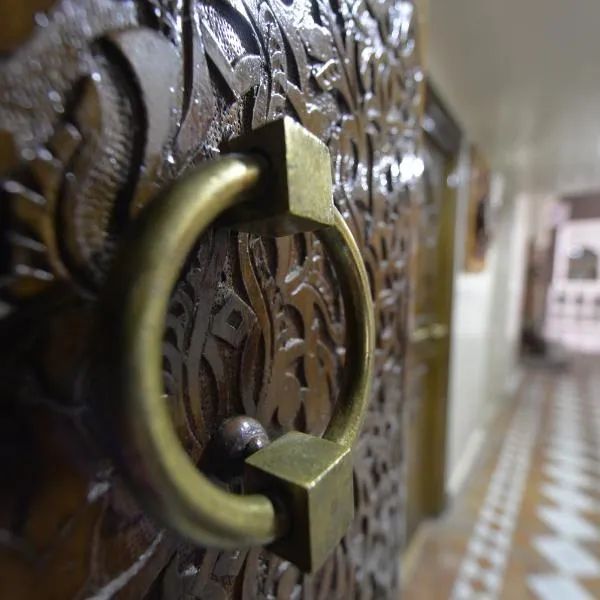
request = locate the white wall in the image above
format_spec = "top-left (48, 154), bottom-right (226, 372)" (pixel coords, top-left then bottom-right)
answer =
top-left (446, 257), bottom-right (496, 495)
top-left (486, 192), bottom-right (530, 401)
top-left (445, 181), bottom-right (531, 497)
top-left (546, 218), bottom-right (600, 352)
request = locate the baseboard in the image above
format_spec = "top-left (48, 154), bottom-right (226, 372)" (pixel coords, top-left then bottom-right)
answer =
top-left (400, 521), bottom-right (433, 589)
top-left (504, 367), bottom-right (524, 397)
top-left (447, 369), bottom-right (520, 499)
top-left (446, 427), bottom-right (486, 498)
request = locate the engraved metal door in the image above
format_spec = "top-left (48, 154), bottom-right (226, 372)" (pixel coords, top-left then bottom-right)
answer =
top-left (0, 1), bottom-right (424, 598)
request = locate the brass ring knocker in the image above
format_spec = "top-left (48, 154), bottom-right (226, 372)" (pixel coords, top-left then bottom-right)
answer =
top-left (97, 118), bottom-right (375, 573)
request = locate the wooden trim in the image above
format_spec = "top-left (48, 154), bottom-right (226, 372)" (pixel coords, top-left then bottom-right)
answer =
top-left (424, 81), bottom-right (462, 158)
top-left (421, 148), bottom-right (458, 518)
top-left (404, 82), bottom-right (462, 552)
top-left (562, 194), bottom-right (600, 219)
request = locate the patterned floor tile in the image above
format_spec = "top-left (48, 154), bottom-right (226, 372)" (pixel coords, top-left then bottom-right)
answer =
top-left (402, 358), bottom-right (600, 600)
top-left (543, 464), bottom-right (596, 489)
top-left (545, 454), bottom-right (599, 475)
top-left (527, 574), bottom-right (595, 600)
top-left (532, 536), bottom-right (600, 576)
top-left (540, 484), bottom-right (600, 512)
top-left (537, 507), bottom-right (600, 541)
top-left (580, 578), bottom-right (600, 598)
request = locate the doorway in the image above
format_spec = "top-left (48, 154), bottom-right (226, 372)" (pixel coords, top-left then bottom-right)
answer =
top-left (404, 84), bottom-right (461, 548)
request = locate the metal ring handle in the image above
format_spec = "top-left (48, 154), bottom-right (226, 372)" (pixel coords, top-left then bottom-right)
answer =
top-left (98, 154), bottom-right (374, 549)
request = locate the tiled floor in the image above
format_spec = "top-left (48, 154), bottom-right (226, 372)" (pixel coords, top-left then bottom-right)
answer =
top-left (402, 357), bottom-right (600, 600)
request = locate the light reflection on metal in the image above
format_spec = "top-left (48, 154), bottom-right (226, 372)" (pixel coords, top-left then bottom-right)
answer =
top-left (399, 154), bottom-right (425, 185)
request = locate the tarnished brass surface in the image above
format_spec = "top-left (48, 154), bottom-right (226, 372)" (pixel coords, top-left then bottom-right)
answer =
top-left (429, 324), bottom-right (449, 340)
top-left (410, 326), bottom-right (432, 343)
top-left (96, 119), bottom-right (374, 571)
top-left (245, 431), bottom-right (354, 574)
top-left (220, 117), bottom-right (335, 235)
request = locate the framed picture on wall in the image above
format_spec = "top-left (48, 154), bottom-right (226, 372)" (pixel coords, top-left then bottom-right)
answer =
top-left (465, 147), bottom-right (492, 272)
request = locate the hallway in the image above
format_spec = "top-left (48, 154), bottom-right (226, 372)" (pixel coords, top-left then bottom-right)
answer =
top-left (403, 358), bottom-right (600, 600)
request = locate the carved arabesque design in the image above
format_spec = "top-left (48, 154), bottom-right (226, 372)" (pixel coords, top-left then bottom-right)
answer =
top-left (0, 1), bottom-right (423, 599)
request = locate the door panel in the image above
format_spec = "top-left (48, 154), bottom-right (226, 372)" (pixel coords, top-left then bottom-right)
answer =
top-left (404, 133), bottom-right (457, 546)
top-left (0, 1), bottom-right (424, 598)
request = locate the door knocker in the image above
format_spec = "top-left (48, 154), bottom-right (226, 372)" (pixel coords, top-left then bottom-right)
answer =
top-left (95, 118), bottom-right (375, 573)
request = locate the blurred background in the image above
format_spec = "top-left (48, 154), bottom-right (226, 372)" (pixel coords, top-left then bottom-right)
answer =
top-left (403, 2), bottom-right (600, 599)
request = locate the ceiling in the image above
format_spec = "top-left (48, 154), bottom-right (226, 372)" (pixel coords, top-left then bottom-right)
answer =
top-left (427, 0), bottom-right (600, 196)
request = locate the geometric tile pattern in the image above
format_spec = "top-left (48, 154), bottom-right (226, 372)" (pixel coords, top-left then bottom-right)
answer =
top-left (528, 574), bottom-right (595, 600)
top-left (537, 507), bottom-right (599, 541)
top-left (527, 375), bottom-right (600, 600)
top-left (532, 536), bottom-right (600, 577)
top-left (450, 378), bottom-right (543, 600)
top-left (540, 484), bottom-right (600, 513)
top-left (401, 359), bottom-right (600, 600)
